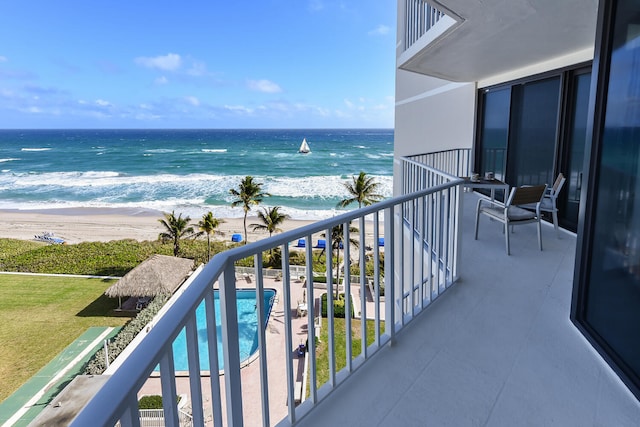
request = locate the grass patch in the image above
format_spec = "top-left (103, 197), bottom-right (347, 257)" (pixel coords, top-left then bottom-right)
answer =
top-left (0, 274), bottom-right (129, 402)
top-left (313, 317), bottom-right (382, 392)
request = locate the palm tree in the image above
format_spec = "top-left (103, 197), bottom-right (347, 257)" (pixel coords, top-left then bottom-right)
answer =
top-left (229, 176), bottom-right (270, 244)
top-left (158, 211), bottom-right (196, 256)
top-left (251, 206), bottom-right (288, 260)
top-left (337, 171), bottom-right (384, 209)
top-left (322, 223), bottom-right (359, 297)
top-left (198, 211), bottom-right (225, 261)
top-left (250, 206), bottom-right (288, 238)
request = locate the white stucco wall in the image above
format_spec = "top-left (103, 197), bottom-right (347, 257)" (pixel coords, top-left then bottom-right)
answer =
top-left (393, 70), bottom-right (476, 195)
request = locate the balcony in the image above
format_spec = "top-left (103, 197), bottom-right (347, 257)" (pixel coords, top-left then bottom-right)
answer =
top-left (296, 192), bottom-right (640, 426)
top-left (66, 154), bottom-right (640, 426)
top-left (398, 0), bottom-right (597, 82)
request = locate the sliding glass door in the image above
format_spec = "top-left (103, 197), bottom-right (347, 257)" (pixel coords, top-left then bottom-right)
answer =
top-left (476, 67), bottom-right (591, 232)
top-left (573, 0), bottom-right (640, 399)
top-left (507, 77), bottom-right (560, 188)
top-left (560, 71), bottom-right (591, 229)
top-left (478, 87), bottom-right (510, 183)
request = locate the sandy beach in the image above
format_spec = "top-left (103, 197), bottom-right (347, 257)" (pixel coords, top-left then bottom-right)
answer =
top-left (0, 208), bottom-right (325, 245)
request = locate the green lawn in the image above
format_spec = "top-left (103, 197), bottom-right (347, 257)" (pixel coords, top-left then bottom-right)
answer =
top-left (0, 274), bottom-right (129, 402)
top-left (313, 317), bottom-right (383, 391)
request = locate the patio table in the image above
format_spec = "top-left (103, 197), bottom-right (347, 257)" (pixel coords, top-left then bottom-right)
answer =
top-left (462, 177), bottom-right (509, 201)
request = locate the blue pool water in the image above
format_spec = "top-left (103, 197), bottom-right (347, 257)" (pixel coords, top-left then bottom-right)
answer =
top-left (168, 289), bottom-right (276, 372)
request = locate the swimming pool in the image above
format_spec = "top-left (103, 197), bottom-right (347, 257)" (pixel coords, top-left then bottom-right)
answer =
top-left (167, 289), bottom-right (276, 372)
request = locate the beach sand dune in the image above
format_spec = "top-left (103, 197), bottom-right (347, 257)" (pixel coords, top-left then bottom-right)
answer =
top-left (0, 208), bottom-right (320, 245)
top-left (0, 208), bottom-right (384, 250)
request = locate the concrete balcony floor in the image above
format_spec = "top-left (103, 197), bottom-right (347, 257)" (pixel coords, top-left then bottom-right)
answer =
top-left (295, 192), bottom-right (640, 426)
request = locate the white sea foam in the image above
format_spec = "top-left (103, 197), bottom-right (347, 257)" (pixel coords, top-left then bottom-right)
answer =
top-left (3, 171), bottom-right (394, 197)
top-left (273, 152), bottom-right (294, 158)
top-left (144, 149), bottom-right (176, 154)
top-left (21, 148), bottom-right (51, 152)
top-left (0, 158), bottom-right (19, 163)
top-left (202, 149), bottom-right (228, 153)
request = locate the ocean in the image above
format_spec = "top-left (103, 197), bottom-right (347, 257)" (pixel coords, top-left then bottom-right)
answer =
top-left (0, 129), bottom-right (394, 220)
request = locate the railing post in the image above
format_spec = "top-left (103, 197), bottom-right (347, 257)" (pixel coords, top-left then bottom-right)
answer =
top-left (185, 315), bottom-right (204, 426)
top-left (255, 252), bottom-right (270, 427)
top-left (220, 264), bottom-right (243, 427)
top-left (344, 224), bottom-right (353, 371)
top-left (326, 226), bottom-right (336, 387)
top-left (373, 212), bottom-right (381, 343)
top-left (282, 245), bottom-right (297, 422)
top-left (385, 205), bottom-right (395, 342)
top-left (159, 351), bottom-right (179, 427)
top-left (204, 290), bottom-right (223, 426)
top-left (359, 217), bottom-right (367, 358)
top-left (305, 237), bottom-right (318, 403)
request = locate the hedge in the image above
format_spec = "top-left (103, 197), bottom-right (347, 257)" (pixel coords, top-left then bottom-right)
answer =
top-left (320, 292), bottom-right (354, 318)
top-left (83, 294), bottom-right (170, 375)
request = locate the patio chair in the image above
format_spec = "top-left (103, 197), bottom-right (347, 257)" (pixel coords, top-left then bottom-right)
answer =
top-left (519, 173), bottom-right (566, 237)
top-left (474, 184), bottom-right (547, 255)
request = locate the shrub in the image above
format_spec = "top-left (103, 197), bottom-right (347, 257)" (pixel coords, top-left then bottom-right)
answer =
top-left (138, 395), bottom-right (181, 409)
top-left (320, 293), bottom-right (354, 318)
top-left (0, 238), bottom-right (216, 275)
top-left (139, 395), bottom-right (164, 409)
top-left (312, 276), bottom-right (340, 284)
top-left (288, 250), bottom-right (306, 266)
top-left (83, 293), bottom-right (170, 375)
top-left (350, 252), bottom-right (385, 277)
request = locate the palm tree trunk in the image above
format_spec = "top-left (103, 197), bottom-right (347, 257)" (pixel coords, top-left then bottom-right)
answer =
top-left (243, 211), bottom-right (248, 244)
top-left (207, 234), bottom-right (211, 261)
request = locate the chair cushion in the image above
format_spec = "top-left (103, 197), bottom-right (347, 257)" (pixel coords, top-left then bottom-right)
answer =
top-left (479, 206), bottom-right (505, 221)
top-left (519, 198), bottom-right (554, 211)
top-left (507, 206), bottom-right (536, 221)
top-left (539, 198), bottom-right (553, 210)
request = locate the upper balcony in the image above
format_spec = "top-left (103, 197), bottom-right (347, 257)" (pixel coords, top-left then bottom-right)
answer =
top-left (56, 150), bottom-right (640, 426)
top-left (398, 0), bottom-right (598, 82)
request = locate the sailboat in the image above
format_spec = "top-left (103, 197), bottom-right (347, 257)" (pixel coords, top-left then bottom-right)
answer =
top-left (298, 138), bottom-right (311, 154)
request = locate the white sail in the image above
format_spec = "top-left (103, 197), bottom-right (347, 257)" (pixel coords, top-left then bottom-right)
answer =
top-left (298, 138), bottom-right (311, 153)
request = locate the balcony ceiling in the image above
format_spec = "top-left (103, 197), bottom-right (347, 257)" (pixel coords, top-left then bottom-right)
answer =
top-left (401, 0), bottom-right (598, 82)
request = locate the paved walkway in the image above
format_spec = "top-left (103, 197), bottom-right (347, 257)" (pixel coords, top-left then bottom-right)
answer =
top-left (0, 326), bottom-right (120, 427)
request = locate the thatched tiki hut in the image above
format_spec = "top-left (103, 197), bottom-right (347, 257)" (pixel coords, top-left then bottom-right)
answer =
top-left (105, 254), bottom-right (195, 309)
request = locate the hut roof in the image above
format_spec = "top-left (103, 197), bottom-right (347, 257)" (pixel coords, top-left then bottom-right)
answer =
top-left (105, 254), bottom-right (195, 298)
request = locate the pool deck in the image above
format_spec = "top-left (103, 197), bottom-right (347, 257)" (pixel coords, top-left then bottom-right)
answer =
top-left (137, 274), bottom-right (380, 426)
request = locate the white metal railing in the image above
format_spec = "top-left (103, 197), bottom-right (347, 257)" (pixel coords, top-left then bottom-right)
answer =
top-left (404, 0), bottom-right (446, 51)
top-left (138, 408), bottom-right (193, 426)
top-left (405, 148), bottom-right (472, 180)
top-left (71, 167), bottom-right (463, 427)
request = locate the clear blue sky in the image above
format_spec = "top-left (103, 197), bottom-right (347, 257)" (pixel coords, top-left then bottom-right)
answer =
top-left (0, 1), bottom-right (396, 129)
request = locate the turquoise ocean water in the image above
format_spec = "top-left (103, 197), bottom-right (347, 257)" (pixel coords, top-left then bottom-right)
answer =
top-left (0, 129), bottom-right (393, 220)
